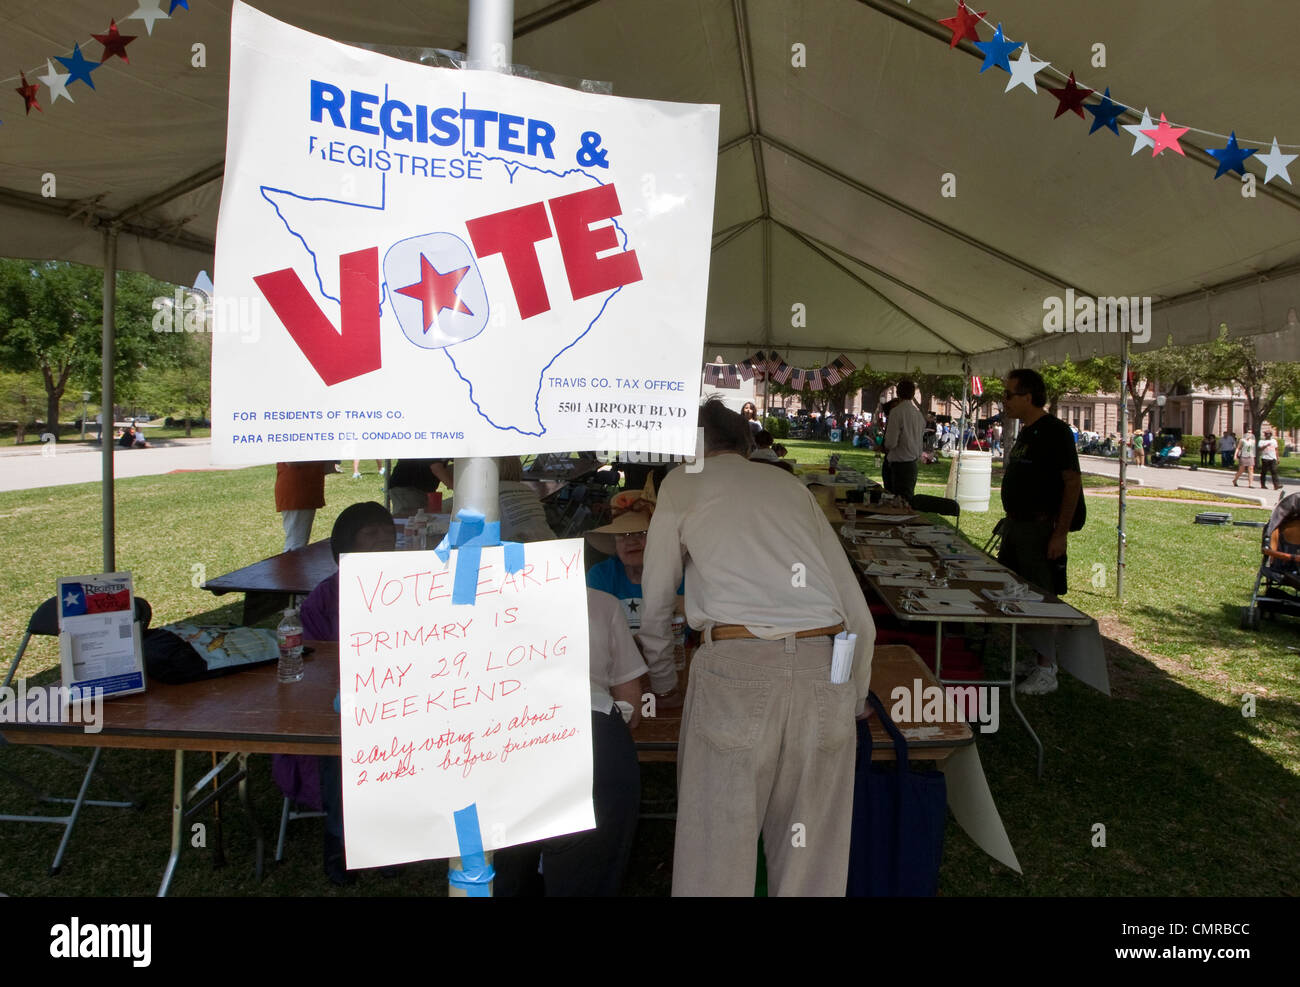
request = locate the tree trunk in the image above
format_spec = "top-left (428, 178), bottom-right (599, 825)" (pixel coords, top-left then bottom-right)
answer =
top-left (40, 361), bottom-right (70, 442)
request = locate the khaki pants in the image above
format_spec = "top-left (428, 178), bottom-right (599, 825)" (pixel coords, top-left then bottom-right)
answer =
top-left (672, 633), bottom-right (858, 897)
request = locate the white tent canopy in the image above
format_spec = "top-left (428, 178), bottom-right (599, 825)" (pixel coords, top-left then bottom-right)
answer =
top-left (3, 0), bottom-right (1299, 374)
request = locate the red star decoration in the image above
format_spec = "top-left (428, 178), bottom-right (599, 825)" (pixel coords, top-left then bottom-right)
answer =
top-left (1141, 113), bottom-right (1190, 157)
top-left (1046, 72), bottom-right (1093, 119)
top-left (93, 20), bottom-right (137, 63)
top-left (15, 72), bottom-right (41, 115)
top-left (395, 254), bottom-right (474, 332)
top-left (939, 1), bottom-right (987, 48)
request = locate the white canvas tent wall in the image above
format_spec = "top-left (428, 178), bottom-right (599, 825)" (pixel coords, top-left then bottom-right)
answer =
top-left (3, 0), bottom-right (1299, 566)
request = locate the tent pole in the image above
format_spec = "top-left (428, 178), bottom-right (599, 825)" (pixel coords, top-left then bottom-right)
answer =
top-left (101, 228), bottom-right (119, 572)
top-left (1117, 333), bottom-right (1129, 601)
top-left (954, 364), bottom-right (968, 528)
top-left (447, 0), bottom-right (514, 901)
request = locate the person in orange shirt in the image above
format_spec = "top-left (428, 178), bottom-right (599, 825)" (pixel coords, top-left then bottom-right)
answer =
top-left (275, 461), bottom-right (333, 551)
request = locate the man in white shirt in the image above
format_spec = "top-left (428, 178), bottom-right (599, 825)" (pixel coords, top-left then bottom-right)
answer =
top-left (1258, 430), bottom-right (1282, 491)
top-left (639, 400), bottom-right (875, 896)
top-left (884, 379), bottom-right (925, 503)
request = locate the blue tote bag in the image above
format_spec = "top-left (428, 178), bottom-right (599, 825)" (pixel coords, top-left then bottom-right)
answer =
top-left (846, 691), bottom-right (948, 896)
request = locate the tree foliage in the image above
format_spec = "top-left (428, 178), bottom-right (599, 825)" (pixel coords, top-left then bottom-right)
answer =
top-left (0, 259), bottom-right (178, 438)
top-left (1039, 356), bottom-right (1118, 416)
top-left (1196, 326), bottom-right (1300, 439)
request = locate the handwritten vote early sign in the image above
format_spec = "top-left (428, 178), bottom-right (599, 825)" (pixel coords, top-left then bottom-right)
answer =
top-left (339, 540), bottom-right (593, 868)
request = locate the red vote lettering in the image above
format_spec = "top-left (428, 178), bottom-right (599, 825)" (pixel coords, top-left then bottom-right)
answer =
top-left (465, 201), bottom-right (553, 319)
top-left (548, 184), bottom-right (643, 301)
top-left (253, 247), bottom-right (382, 386)
top-left (465, 184), bottom-right (642, 320)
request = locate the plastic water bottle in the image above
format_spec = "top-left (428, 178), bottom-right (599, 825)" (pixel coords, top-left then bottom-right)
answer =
top-left (277, 607), bottom-right (304, 683)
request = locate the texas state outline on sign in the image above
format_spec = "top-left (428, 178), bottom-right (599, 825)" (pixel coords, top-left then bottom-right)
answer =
top-left (257, 137), bottom-right (638, 437)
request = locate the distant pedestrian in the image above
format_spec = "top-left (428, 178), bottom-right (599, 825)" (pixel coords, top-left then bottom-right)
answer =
top-left (1219, 432), bottom-right (1236, 468)
top-left (276, 462), bottom-right (333, 551)
top-left (1201, 432), bottom-right (1215, 467)
top-left (1233, 432), bottom-right (1257, 488)
top-left (1258, 431), bottom-right (1281, 491)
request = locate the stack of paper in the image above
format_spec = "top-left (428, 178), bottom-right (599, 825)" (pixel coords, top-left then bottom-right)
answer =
top-left (998, 600), bottom-right (1081, 618)
top-left (981, 586), bottom-right (1045, 603)
top-left (831, 631), bottom-right (857, 684)
top-left (864, 560), bottom-right (932, 576)
top-left (947, 566), bottom-right (1014, 582)
top-left (902, 598), bottom-right (984, 616)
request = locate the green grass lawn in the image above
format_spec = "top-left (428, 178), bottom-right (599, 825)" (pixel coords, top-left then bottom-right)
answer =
top-left (1, 449), bottom-right (1297, 897)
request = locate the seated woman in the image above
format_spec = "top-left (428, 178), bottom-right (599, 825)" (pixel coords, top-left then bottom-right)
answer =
top-left (492, 587), bottom-right (644, 896)
top-left (272, 501), bottom-right (396, 886)
top-left (118, 426), bottom-right (135, 449)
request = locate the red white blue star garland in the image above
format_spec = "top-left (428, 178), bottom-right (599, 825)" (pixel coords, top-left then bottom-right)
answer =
top-left (3, 2), bottom-right (185, 126)
top-left (935, 0), bottom-right (1297, 186)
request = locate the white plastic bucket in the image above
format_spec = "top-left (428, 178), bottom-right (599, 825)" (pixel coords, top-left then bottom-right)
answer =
top-left (954, 451), bottom-right (992, 513)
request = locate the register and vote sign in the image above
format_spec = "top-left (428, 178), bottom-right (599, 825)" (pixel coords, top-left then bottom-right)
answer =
top-left (212, 2), bottom-right (719, 463)
top-left (338, 540), bottom-right (592, 867)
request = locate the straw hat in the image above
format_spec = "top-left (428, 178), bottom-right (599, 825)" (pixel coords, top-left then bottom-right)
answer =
top-left (585, 476), bottom-right (657, 555)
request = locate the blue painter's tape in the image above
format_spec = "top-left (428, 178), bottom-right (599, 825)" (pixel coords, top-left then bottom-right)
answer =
top-left (503, 539), bottom-right (525, 573)
top-left (448, 802), bottom-right (494, 896)
top-left (452, 543), bottom-right (482, 604)
top-left (440, 509), bottom-right (525, 603)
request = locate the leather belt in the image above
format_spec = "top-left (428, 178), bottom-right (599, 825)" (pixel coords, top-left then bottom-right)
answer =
top-left (710, 622), bottom-right (845, 641)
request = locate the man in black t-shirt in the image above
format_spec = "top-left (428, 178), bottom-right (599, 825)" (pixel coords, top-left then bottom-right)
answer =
top-left (999, 368), bottom-right (1082, 696)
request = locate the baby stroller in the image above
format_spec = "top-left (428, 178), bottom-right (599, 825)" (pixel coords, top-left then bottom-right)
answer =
top-left (1240, 492), bottom-right (1300, 629)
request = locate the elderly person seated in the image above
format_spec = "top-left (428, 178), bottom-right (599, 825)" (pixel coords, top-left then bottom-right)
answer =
top-left (585, 477), bottom-right (658, 631)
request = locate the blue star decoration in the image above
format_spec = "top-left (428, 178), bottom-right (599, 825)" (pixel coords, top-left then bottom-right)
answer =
top-left (55, 43), bottom-right (100, 90)
top-left (1086, 88), bottom-right (1126, 135)
top-left (973, 22), bottom-right (1021, 73)
top-left (169, 0), bottom-right (189, 12)
top-left (1207, 132), bottom-right (1257, 179)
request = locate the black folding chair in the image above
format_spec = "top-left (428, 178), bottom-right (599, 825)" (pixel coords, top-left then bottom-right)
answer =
top-left (1, 596), bottom-right (148, 874)
top-left (982, 517), bottom-right (1005, 556)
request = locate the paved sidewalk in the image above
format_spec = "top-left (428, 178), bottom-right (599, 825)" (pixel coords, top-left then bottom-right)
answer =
top-left (1077, 454), bottom-right (1290, 508)
top-left (0, 438), bottom-right (241, 493)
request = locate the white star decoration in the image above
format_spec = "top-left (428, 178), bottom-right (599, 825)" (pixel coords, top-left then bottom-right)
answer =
top-left (1122, 107), bottom-right (1157, 156)
top-left (1254, 137), bottom-right (1297, 186)
top-left (1004, 44), bottom-right (1048, 94)
top-left (63, 590), bottom-right (81, 608)
top-left (128, 1), bottom-right (170, 36)
top-left (37, 58), bottom-right (74, 104)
